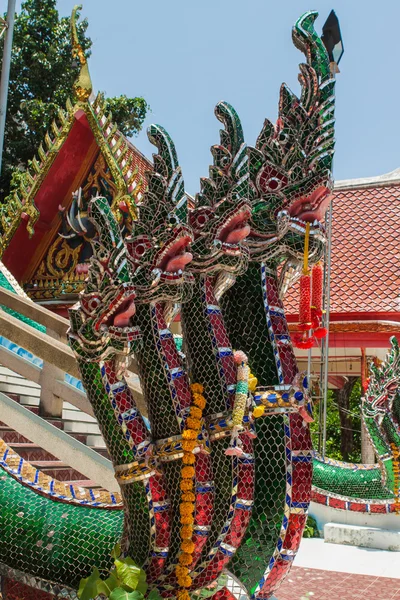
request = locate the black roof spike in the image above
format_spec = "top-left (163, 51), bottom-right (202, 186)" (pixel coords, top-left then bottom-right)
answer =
top-left (321, 10), bottom-right (344, 67)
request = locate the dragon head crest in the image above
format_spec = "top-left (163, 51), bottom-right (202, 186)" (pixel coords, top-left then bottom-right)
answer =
top-left (362, 337), bottom-right (400, 498)
top-left (126, 125), bottom-right (194, 304)
top-left (363, 337), bottom-right (400, 419)
top-left (188, 101), bottom-right (250, 276)
top-left (68, 196), bottom-right (140, 362)
top-left (246, 11), bottom-right (335, 265)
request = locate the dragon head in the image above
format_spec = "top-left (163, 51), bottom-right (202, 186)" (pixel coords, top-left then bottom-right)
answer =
top-left (246, 11), bottom-right (335, 270)
top-left (188, 101), bottom-right (250, 276)
top-left (126, 125), bottom-right (194, 304)
top-left (362, 337), bottom-right (400, 497)
top-left (363, 338), bottom-right (400, 420)
top-left (68, 196), bottom-right (140, 362)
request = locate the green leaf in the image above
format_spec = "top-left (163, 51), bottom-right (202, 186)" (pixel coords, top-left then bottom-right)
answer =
top-left (120, 558), bottom-right (147, 594)
top-left (111, 543), bottom-right (122, 560)
top-left (97, 572), bottom-right (119, 596)
top-left (147, 591), bottom-right (163, 600)
top-left (77, 567), bottom-right (102, 600)
top-left (109, 588), bottom-right (144, 600)
top-left (114, 558), bottom-right (142, 591)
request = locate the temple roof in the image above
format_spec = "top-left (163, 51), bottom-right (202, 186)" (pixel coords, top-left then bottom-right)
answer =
top-left (285, 167), bottom-right (400, 346)
top-left (0, 93), bottom-right (151, 266)
top-left (0, 7), bottom-right (151, 299)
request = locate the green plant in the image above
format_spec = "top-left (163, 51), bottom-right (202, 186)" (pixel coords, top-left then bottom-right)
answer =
top-left (77, 544), bottom-right (162, 600)
top-left (310, 380), bottom-right (362, 463)
top-left (302, 515), bottom-right (319, 538)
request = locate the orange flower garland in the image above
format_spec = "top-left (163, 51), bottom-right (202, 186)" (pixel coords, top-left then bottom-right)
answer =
top-left (176, 382), bottom-right (207, 600)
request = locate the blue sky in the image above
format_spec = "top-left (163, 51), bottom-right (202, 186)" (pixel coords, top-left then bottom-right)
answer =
top-left (31, 1), bottom-right (400, 193)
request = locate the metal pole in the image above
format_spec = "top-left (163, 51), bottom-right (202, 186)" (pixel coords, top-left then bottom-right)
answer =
top-left (322, 200), bottom-right (333, 458)
top-left (317, 222), bottom-right (328, 454)
top-left (0, 0), bottom-right (16, 177)
top-left (307, 343), bottom-right (312, 402)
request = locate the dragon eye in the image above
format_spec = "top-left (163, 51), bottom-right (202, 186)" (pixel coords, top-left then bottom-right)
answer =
top-left (88, 297), bottom-right (100, 311)
top-left (167, 214), bottom-right (179, 226)
top-left (135, 244), bottom-right (146, 256)
top-left (266, 177), bottom-right (282, 191)
top-left (127, 237), bottom-right (152, 260)
top-left (196, 213), bottom-right (209, 226)
top-left (278, 131), bottom-right (288, 144)
top-left (97, 249), bottom-right (108, 262)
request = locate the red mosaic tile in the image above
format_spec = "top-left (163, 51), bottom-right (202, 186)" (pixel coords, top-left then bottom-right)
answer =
top-left (348, 502), bottom-right (368, 512)
top-left (328, 496), bottom-right (347, 510)
top-left (369, 503), bottom-right (389, 514)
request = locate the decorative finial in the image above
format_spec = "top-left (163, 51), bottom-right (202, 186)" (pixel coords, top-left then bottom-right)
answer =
top-left (71, 5), bottom-right (92, 102)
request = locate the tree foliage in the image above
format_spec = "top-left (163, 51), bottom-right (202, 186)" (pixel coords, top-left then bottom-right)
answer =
top-left (0, 0), bottom-right (149, 198)
top-left (310, 378), bottom-right (362, 463)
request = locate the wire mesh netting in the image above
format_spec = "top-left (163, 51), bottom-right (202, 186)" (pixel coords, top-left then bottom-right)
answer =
top-left (0, 467), bottom-right (122, 590)
top-left (312, 457), bottom-right (393, 500)
top-left (220, 262), bottom-right (313, 598)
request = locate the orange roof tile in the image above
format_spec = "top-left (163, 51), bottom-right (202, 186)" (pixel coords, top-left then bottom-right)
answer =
top-left (285, 170), bottom-right (400, 318)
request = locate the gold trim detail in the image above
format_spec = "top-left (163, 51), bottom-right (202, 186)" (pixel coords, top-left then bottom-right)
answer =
top-left (0, 438), bottom-right (122, 508)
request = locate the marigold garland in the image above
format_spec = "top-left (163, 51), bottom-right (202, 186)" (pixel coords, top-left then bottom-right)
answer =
top-left (182, 440), bottom-right (197, 452)
top-left (175, 382), bottom-right (207, 596)
top-left (182, 453), bottom-right (196, 465)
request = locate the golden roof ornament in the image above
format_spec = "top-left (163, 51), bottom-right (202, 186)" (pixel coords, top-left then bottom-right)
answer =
top-left (71, 5), bottom-right (92, 102)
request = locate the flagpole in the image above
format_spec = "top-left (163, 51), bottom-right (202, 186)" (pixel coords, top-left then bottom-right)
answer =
top-left (0, 0), bottom-right (16, 177)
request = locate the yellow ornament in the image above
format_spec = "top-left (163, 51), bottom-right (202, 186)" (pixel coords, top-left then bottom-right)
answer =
top-left (176, 565), bottom-right (189, 577)
top-left (248, 372), bottom-right (258, 393)
top-left (180, 479), bottom-right (194, 492)
top-left (182, 440), bottom-right (197, 452)
top-left (180, 525), bottom-right (193, 539)
top-left (181, 491), bottom-right (195, 502)
top-left (190, 406), bottom-right (202, 419)
top-left (186, 417), bottom-right (202, 431)
top-left (252, 405), bottom-right (265, 418)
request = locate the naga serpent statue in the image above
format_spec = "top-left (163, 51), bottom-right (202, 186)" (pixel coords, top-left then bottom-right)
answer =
top-left (361, 337), bottom-right (400, 504)
top-left (312, 337), bottom-right (400, 511)
top-left (0, 10), bottom-right (367, 600)
top-left (0, 110), bottom-right (253, 599)
top-left (0, 124), bottom-right (196, 598)
top-left (220, 11), bottom-right (336, 598)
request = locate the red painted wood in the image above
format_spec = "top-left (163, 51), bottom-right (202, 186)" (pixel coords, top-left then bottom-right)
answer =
top-left (3, 116), bottom-right (95, 281)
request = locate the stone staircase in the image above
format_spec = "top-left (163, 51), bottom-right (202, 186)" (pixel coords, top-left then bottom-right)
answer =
top-left (0, 365), bottom-right (108, 487)
top-left (0, 279), bottom-right (144, 491)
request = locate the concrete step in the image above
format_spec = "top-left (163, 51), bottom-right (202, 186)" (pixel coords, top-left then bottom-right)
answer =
top-left (86, 433), bottom-right (107, 449)
top-left (7, 443), bottom-right (57, 462)
top-left (0, 384), bottom-right (40, 402)
top-left (29, 460), bottom-right (69, 470)
top-left (29, 461), bottom-right (86, 482)
top-left (324, 523), bottom-right (400, 552)
top-left (64, 479), bottom-right (103, 489)
top-left (0, 366), bottom-right (109, 480)
top-left (62, 408), bottom-right (98, 423)
top-left (62, 418), bottom-right (102, 435)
